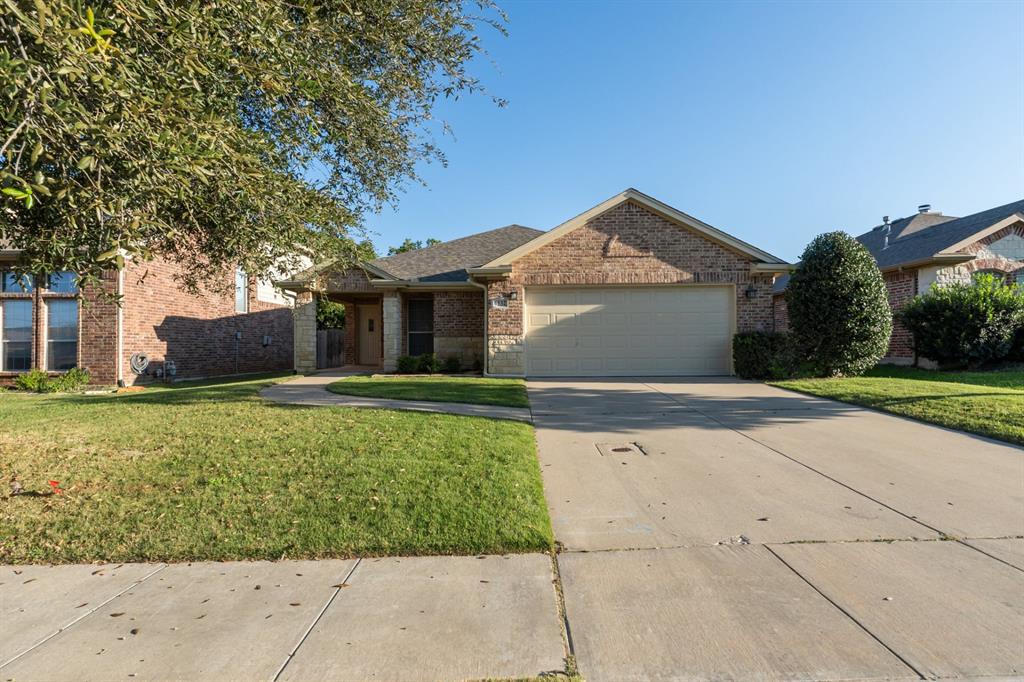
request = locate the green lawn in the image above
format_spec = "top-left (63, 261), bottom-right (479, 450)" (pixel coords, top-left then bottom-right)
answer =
top-left (773, 367), bottom-right (1024, 446)
top-left (0, 374), bottom-right (552, 564)
top-left (327, 375), bottom-right (530, 408)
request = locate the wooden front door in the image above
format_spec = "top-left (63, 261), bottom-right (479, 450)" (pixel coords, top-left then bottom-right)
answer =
top-left (357, 304), bottom-right (381, 365)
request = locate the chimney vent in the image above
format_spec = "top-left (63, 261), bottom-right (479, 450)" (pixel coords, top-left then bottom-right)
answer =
top-left (882, 216), bottom-right (891, 249)
top-left (918, 204), bottom-right (931, 214)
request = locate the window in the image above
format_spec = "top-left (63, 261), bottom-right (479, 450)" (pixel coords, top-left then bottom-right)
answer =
top-left (1, 300), bottom-right (32, 371)
top-left (1, 271), bottom-right (33, 293)
top-left (47, 271), bottom-right (79, 294)
top-left (235, 267), bottom-right (248, 313)
top-left (46, 299), bottom-right (78, 371)
top-left (407, 298), bottom-right (434, 356)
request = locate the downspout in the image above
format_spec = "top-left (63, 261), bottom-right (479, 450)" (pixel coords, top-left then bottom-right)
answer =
top-left (116, 268), bottom-right (125, 387)
top-left (467, 277), bottom-right (489, 376)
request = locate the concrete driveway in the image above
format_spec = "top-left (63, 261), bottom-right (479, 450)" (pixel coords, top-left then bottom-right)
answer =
top-left (529, 378), bottom-right (1024, 681)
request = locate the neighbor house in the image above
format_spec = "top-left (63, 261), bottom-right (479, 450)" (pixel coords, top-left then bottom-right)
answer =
top-left (0, 248), bottom-right (295, 386)
top-left (773, 199), bottom-right (1024, 364)
top-left (280, 189), bottom-right (790, 377)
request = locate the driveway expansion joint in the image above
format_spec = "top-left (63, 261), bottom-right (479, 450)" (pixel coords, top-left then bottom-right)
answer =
top-left (763, 545), bottom-right (927, 680)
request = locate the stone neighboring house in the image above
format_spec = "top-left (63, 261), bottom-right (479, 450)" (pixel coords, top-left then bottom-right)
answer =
top-left (773, 199), bottom-right (1024, 364)
top-left (0, 247), bottom-right (295, 386)
top-left (281, 189), bottom-right (790, 377)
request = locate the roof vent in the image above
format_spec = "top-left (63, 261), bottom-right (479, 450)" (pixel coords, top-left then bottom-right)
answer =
top-left (882, 216), bottom-right (891, 250)
top-left (918, 204), bottom-right (932, 214)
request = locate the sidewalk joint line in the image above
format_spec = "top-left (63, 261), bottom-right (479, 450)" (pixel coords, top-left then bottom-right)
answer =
top-left (764, 545), bottom-right (926, 680)
top-left (271, 558), bottom-right (362, 682)
top-left (548, 551), bottom-right (577, 673)
top-left (0, 563), bottom-right (168, 670)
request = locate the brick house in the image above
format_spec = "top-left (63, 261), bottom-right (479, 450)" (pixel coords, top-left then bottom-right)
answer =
top-left (280, 189), bottom-right (790, 377)
top-left (773, 199), bottom-right (1024, 364)
top-left (0, 248), bottom-right (295, 386)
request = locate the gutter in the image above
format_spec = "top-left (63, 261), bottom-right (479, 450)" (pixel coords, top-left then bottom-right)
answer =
top-left (116, 268), bottom-right (125, 386)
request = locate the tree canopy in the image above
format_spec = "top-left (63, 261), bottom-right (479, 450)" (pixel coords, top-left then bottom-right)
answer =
top-left (388, 237), bottom-right (440, 255)
top-left (0, 0), bottom-right (504, 290)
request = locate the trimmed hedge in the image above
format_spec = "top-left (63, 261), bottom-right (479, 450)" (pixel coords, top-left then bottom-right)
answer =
top-left (733, 332), bottom-right (799, 380)
top-left (786, 232), bottom-right (892, 377)
top-left (898, 274), bottom-right (1024, 367)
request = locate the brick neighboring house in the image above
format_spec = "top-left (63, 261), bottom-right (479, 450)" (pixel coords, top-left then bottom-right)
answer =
top-left (0, 247), bottom-right (295, 386)
top-left (280, 189), bottom-right (790, 377)
top-left (773, 199), bottom-right (1024, 364)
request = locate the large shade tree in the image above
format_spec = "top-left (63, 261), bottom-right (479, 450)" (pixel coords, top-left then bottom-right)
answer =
top-left (0, 0), bottom-right (504, 291)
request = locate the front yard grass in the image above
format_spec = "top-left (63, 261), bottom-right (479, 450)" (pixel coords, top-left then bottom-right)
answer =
top-left (0, 374), bottom-right (552, 564)
top-left (773, 366), bottom-right (1024, 446)
top-left (327, 375), bottom-right (529, 408)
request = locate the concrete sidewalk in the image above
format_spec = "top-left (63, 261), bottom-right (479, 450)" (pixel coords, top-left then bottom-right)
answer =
top-left (261, 372), bottom-right (533, 422)
top-left (0, 554), bottom-right (566, 682)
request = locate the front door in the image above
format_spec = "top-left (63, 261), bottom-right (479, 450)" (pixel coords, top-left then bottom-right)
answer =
top-left (357, 304), bottom-right (381, 365)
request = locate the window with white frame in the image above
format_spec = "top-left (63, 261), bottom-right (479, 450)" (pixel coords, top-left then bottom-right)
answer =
top-left (1, 300), bottom-right (32, 371)
top-left (46, 299), bottom-right (78, 371)
top-left (235, 267), bottom-right (249, 313)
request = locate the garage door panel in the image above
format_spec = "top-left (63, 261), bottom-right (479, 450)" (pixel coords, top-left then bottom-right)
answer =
top-left (525, 286), bottom-right (733, 377)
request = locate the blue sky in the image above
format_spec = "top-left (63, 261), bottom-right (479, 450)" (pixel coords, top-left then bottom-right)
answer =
top-left (363, 0), bottom-right (1023, 262)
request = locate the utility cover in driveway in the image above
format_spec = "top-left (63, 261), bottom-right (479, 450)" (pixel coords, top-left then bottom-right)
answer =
top-left (525, 286), bottom-right (733, 376)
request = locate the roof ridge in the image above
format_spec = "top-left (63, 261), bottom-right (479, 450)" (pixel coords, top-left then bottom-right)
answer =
top-left (374, 224), bottom-right (541, 265)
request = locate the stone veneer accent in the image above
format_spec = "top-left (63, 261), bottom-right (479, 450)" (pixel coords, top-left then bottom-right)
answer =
top-left (293, 291), bottom-right (317, 373)
top-left (435, 336), bottom-right (484, 370)
top-left (381, 292), bottom-right (401, 371)
top-left (484, 200), bottom-right (776, 375)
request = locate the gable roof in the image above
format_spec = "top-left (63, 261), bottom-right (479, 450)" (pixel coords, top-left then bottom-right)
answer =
top-left (481, 188), bottom-right (788, 268)
top-left (773, 198), bottom-right (1024, 294)
top-left (856, 199), bottom-right (1024, 270)
top-left (369, 225), bottom-right (544, 282)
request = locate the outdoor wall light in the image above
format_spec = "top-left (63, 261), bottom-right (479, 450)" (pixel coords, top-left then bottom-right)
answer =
top-left (744, 284), bottom-right (757, 299)
top-left (508, 290), bottom-right (518, 300)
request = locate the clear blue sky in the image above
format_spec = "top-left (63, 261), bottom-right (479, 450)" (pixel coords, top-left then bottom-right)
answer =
top-left (364, 0), bottom-right (1024, 262)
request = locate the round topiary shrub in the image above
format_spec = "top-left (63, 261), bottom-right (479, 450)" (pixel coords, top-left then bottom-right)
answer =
top-left (786, 232), bottom-right (892, 376)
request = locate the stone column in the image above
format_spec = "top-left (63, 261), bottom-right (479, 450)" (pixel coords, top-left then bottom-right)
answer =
top-left (381, 292), bottom-right (401, 371)
top-left (293, 291), bottom-right (317, 373)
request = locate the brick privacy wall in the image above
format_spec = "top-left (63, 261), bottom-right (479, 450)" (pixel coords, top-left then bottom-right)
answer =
top-left (772, 295), bottom-right (789, 332)
top-left (884, 269), bottom-right (917, 361)
top-left (489, 201), bottom-right (775, 336)
top-left (121, 257), bottom-right (293, 384)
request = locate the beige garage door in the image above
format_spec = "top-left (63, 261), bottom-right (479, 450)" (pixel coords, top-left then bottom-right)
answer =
top-left (525, 286), bottom-right (734, 377)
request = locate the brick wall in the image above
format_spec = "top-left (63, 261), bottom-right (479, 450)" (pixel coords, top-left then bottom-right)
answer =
top-left (883, 269), bottom-right (917, 361)
top-left (772, 294), bottom-right (789, 332)
top-left (434, 291), bottom-right (484, 337)
top-left (78, 272), bottom-right (119, 383)
top-left (482, 200), bottom-right (775, 375)
top-left (121, 257), bottom-right (293, 384)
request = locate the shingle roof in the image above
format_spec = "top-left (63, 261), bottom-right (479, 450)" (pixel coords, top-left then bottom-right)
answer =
top-left (773, 199), bottom-right (1024, 295)
top-left (370, 225), bottom-right (543, 282)
top-left (857, 199), bottom-right (1024, 270)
